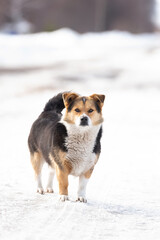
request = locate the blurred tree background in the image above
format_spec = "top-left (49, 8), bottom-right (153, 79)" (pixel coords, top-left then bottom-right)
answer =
top-left (0, 0), bottom-right (156, 33)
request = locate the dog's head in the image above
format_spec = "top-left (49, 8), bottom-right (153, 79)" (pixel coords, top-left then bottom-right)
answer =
top-left (62, 92), bottom-right (105, 127)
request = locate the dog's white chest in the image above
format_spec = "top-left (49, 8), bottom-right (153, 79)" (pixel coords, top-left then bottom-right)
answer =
top-left (64, 125), bottom-right (100, 176)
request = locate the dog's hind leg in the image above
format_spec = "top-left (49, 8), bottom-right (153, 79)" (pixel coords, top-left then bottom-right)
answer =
top-left (30, 152), bottom-right (44, 194)
top-left (46, 166), bottom-right (55, 193)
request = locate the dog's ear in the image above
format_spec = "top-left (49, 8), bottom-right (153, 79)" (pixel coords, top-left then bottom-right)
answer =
top-left (90, 94), bottom-right (105, 109)
top-left (63, 92), bottom-right (79, 108)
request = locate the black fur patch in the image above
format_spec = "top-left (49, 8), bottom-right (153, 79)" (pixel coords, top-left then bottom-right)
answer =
top-left (49, 123), bottom-right (68, 169)
top-left (28, 135), bottom-right (37, 154)
top-left (44, 92), bottom-right (65, 113)
top-left (94, 102), bottom-right (101, 113)
top-left (53, 123), bottom-right (68, 152)
top-left (93, 127), bottom-right (102, 154)
top-left (68, 101), bottom-right (75, 112)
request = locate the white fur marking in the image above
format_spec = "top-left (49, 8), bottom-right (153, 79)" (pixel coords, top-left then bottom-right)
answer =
top-left (77, 175), bottom-right (88, 202)
top-left (36, 174), bottom-right (44, 194)
top-left (46, 167), bottom-right (55, 192)
top-left (75, 114), bottom-right (92, 127)
top-left (37, 174), bottom-right (43, 188)
top-left (59, 195), bottom-right (69, 201)
top-left (61, 120), bottom-right (101, 176)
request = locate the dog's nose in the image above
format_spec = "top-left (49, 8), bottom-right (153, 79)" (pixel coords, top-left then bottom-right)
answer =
top-left (80, 116), bottom-right (88, 126)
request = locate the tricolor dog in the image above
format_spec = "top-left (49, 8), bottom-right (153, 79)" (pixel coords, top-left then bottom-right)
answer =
top-left (28, 92), bottom-right (105, 202)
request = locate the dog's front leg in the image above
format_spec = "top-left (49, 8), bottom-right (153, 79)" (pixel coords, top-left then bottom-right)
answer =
top-left (77, 175), bottom-right (88, 203)
top-left (56, 167), bottom-right (69, 201)
top-left (77, 167), bottom-right (94, 203)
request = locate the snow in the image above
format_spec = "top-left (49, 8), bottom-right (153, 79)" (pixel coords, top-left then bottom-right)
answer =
top-left (0, 29), bottom-right (160, 239)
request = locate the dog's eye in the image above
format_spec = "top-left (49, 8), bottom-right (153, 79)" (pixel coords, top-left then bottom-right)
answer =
top-left (75, 108), bottom-right (81, 112)
top-left (88, 109), bottom-right (94, 113)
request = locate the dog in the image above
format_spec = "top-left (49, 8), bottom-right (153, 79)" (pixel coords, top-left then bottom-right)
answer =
top-left (28, 92), bottom-right (105, 202)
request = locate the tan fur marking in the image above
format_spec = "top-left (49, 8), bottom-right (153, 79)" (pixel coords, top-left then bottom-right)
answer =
top-left (62, 117), bottom-right (74, 124)
top-left (84, 167), bottom-right (94, 179)
top-left (49, 151), bottom-right (72, 174)
top-left (58, 150), bottom-right (67, 163)
top-left (86, 99), bottom-right (104, 125)
top-left (56, 166), bottom-right (69, 195)
top-left (64, 160), bottom-right (72, 174)
top-left (30, 152), bottom-right (43, 177)
top-left (95, 153), bottom-right (100, 165)
top-left (58, 151), bottom-right (73, 173)
top-left (63, 93), bottom-right (79, 108)
top-left (89, 94), bottom-right (105, 107)
top-left (48, 153), bottom-right (56, 169)
top-left (49, 151), bottom-right (72, 195)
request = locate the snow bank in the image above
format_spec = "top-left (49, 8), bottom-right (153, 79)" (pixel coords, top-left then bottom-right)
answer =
top-left (0, 28), bottom-right (160, 68)
top-left (1, 28), bottom-right (160, 88)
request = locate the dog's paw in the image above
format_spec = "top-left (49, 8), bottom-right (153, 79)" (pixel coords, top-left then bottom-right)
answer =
top-left (46, 188), bottom-right (54, 193)
top-left (76, 196), bottom-right (87, 203)
top-left (59, 195), bottom-right (69, 202)
top-left (37, 188), bottom-right (44, 195)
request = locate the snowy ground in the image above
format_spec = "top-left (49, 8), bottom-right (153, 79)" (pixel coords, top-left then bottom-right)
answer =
top-left (0, 29), bottom-right (160, 239)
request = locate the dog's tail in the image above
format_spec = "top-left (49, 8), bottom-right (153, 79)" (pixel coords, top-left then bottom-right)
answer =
top-left (43, 92), bottom-right (65, 114)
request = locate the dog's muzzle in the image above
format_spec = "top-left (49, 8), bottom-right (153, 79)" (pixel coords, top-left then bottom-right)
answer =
top-left (80, 116), bottom-right (89, 126)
